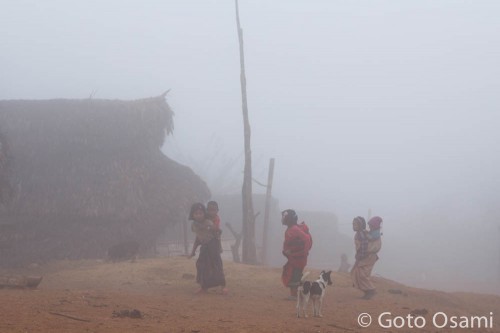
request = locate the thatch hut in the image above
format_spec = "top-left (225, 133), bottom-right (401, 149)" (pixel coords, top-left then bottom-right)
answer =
top-left (0, 94), bottom-right (210, 266)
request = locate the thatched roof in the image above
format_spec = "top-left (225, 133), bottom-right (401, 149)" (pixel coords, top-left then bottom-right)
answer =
top-left (0, 95), bottom-right (210, 265)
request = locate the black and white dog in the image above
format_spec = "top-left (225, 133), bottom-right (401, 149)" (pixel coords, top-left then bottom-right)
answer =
top-left (296, 270), bottom-right (333, 318)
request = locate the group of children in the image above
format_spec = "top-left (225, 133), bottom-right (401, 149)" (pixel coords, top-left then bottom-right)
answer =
top-left (188, 200), bottom-right (383, 300)
top-left (188, 201), bottom-right (227, 295)
top-left (189, 201), bottom-right (223, 258)
top-left (351, 215), bottom-right (383, 299)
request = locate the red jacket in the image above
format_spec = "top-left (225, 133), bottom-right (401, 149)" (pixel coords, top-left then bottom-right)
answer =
top-left (281, 223), bottom-right (312, 287)
top-left (283, 223), bottom-right (312, 259)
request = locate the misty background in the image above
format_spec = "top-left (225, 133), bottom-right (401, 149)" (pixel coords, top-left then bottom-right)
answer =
top-left (2, 1), bottom-right (499, 293)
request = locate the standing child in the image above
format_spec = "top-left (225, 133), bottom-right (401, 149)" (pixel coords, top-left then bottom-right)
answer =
top-left (188, 202), bottom-right (227, 295)
top-left (351, 216), bottom-right (378, 300)
top-left (281, 209), bottom-right (312, 300)
top-left (338, 253), bottom-right (351, 273)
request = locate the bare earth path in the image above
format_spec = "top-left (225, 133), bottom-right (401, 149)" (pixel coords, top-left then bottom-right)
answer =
top-left (1, 257), bottom-right (499, 332)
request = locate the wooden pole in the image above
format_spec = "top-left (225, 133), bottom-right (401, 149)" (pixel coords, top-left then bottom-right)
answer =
top-left (225, 222), bottom-right (242, 263)
top-left (262, 158), bottom-right (275, 266)
top-left (235, 0), bottom-right (257, 264)
top-left (183, 219), bottom-right (189, 255)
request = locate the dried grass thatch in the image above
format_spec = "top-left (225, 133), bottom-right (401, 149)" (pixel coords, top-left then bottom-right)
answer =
top-left (0, 95), bottom-right (210, 266)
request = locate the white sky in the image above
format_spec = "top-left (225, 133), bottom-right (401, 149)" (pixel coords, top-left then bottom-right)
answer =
top-left (2, 0), bottom-right (500, 291)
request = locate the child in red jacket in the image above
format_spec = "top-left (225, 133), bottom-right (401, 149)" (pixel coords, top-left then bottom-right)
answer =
top-left (281, 209), bottom-right (312, 300)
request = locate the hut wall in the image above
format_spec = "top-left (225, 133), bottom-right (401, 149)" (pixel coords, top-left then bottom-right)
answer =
top-left (0, 97), bottom-right (209, 266)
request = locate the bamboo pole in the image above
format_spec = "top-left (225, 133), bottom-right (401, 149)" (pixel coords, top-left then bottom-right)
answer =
top-left (235, 0), bottom-right (257, 264)
top-left (183, 218), bottom-right (189, 255)
top-left (262, 158), bottom-right (275, 266)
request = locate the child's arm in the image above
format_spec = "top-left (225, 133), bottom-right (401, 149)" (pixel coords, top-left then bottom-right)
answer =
top-left (188, 238), bottom-right (200, 258)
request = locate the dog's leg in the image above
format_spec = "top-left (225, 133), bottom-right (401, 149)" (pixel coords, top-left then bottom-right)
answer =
top-left (312, 298), bottom-right (321, 317)
top-left (302, 296), bottom-right (309, 318)
top-left (318, 297), bottom-right (324, 317)
top-left (296, 295), bottom-right (300, 318)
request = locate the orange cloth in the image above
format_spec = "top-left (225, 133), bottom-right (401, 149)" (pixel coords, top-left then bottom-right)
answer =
top-left (212, 215), bottom-right (221, 229)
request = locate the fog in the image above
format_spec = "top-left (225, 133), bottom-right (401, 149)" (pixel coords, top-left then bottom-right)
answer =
top-left (2, 1), bottom-right (499, 293)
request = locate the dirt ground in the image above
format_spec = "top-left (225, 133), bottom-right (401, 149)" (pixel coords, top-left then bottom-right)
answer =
top-left (1, 256), bottom-right (499, 333)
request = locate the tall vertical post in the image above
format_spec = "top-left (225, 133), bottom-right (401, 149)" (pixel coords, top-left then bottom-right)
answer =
top-left (262, 158), bottom-right (275, 266)
top-left (235, 0), bottom-right (256, 264)
top-left (183, 219), bottom-right (189, 255)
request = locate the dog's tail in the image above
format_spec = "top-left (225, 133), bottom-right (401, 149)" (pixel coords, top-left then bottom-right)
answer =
top-left (300, 271), bottom-right (310, 282)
